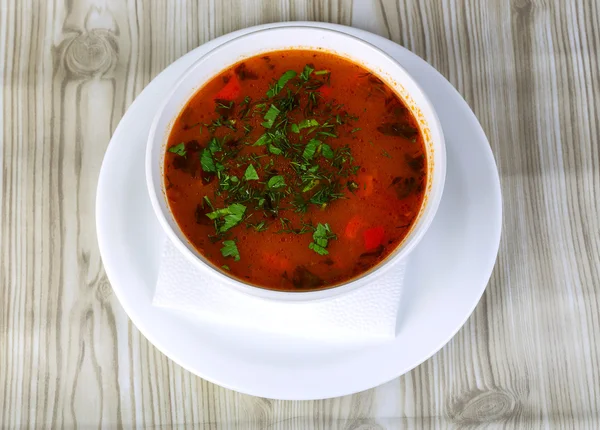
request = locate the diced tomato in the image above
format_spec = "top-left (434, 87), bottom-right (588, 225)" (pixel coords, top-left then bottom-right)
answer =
top-left (344, 215), bottom-right (367, 239)
top-left (363, 226), bottom-right (385, 250)
top-left (355, 174), bottom-right (374, 198)
top-left (214, 74), bottom-right (241, 101)
top-left (318, 85), bottom-right (332, 98)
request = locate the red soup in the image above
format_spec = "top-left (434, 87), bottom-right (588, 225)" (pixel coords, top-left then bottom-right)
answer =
top-left (164, 50), bottom-right (427, 291)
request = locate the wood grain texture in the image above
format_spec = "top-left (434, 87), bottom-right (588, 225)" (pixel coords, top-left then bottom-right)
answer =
top-left (1, 0), bottom-right (599, 428)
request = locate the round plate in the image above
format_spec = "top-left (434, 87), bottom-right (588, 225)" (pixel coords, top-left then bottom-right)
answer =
top-left (96, 22), bottom-right (501, 400)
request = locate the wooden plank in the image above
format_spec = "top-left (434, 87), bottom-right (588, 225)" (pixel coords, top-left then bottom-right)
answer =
top-left (371, 0), bottom-right (600, 426)
top-left (1, 0), bottom-right (599, 427)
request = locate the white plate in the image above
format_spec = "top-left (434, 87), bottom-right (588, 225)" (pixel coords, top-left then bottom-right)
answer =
top-left (96, 22), bottom-right (502, 400)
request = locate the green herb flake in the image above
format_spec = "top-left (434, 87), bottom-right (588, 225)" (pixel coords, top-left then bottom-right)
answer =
top-left (254, 133), bottom-right (271, 146)
top-left (200, 148), bottom-right (216, 172)
top-left (314, 70), bottom-right (330, 75)
top-left (221, 265), bottom-right (230, 271)
top-left (220, 240), bottom-right (240, 261)
top-left (208, 137), bottom-right (222, 153)
top-left (202, 197), bottom-right (214, 212)
top-left (321, 143), bottom-right (334, 159)
top-left (316, 130), bottom-right (337, 138)
top-left (290, 123), bottom-right (300, 133)
top-left (206, 203), bottom-right (247, 233)
top-left (262, 104), bottom-right (281, 129)
top-left (168, 142), bottom-right (186, 156)
top-left (268, 144), bottom-right (283, 155)
top-left (267, 70), bottom-right (297, 98)
top-left (309, 223), bottom-right (335, 255)
top-left (302, 179), bottom-right (320, 192)
top-left (302, 139), bottom-right (321, 160)
top-left (299, 65), bottom-right (314, 81)
top-left (244, 164), bottom-right (259, 181)
top-left (382, 149), bottom-right (392, 158)
top-left (267, 175), bottom-right (286, 189)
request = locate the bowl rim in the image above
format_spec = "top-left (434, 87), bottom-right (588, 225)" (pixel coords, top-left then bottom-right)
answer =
top-left (145, 25), bottom-right (446, 302)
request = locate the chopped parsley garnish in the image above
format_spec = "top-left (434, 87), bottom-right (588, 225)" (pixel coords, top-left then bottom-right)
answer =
top-left (207, 137), bottom-right (221, 153)
top-left (299, 65), bottom-right (314, 81)
top-left (220, 240), bottom-right (240, 261)
top-left (200, 148), bottom-right (216, 172)
top-left (168, 142), bottom-right (186, 156)
top-left (244, 164), bottom-right (259, 181)
top-left (321, 144), bottom-right (334, 159)
top-left (268, 144), bottom-right (282, 155)
top-left (309, 223), bottom-right (335, 255)
top-left (302, 139), bottom-right (333, 160)
top-left (254, 133), bottom-right (270, 146)
top-left (267, 70), bottom-right (297, 98)
top-left (206, 203), bottom-right (247, 233)
top-left (267, 175), bottom-right (286, 189)
top-left (291, 118), bottom-right (319, 133)
top-left (303, 139), bottom-right (320, 160)
top-left (262, 104), bottom-right (281, 129)
top-left (175, 64), bottom-right (365, 262)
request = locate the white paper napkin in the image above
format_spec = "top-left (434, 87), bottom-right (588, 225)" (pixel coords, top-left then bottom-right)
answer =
top-left (153, 240), bottom-right (406, 339)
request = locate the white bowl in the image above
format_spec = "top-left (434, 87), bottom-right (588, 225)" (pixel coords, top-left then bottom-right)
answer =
top-left (146, 26), bottom-right (446, 301)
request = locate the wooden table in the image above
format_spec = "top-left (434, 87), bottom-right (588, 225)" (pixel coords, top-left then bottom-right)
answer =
top-left (2, 0), bottom-right (599, 428)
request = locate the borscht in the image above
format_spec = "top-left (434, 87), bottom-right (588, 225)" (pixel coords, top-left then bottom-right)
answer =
top-left (164, 50), bottom-right (427, 291)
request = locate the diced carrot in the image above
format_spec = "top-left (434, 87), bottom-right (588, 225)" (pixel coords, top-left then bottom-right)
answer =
top-left (363, 226), bottom-right (385, 250)
top-left (355, 174), bottom-right (374, 198)
top-left (214, 74), bottom-right (241, 101)
top-left (318, 85), bottom-right (332, 98)
top-left (344, 215), bottom-right (367, 239)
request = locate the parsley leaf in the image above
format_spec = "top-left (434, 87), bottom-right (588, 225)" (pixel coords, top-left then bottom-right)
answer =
top-left (206, 203), bottom-right (247, 233)
top-left (262, 104), bottom-right (281, 129)
top-left (302, 138), bottom-right (334, 161)
top-left (309, 223), bottom-right (335, 255)
top-left (267, 175), bottom-right (286, 189)
top-left (268, 144), bottom-right (282, 155)
top-left (254, 133), bottom-right (271, 146)
top-left (303, 139), bottom-right (321, 160)
top-left (299, 64), bottom-right (314, 81)
top-left (267, 70), bottom-right (297, 98)
top-left (244, 164), bottom-right (259, 181)
top-left (168, 142), bottom-right (186, 156)
top-left (208, 137), bottom-right (221, 153)
top-left (321, 143), bottom-right (334, 159)
top-left (291, 119), bottom-right (319, 133)
top-left (316, 130), bottom-right (337, 138)
top-left (220, 240), bottom-right (240, 261)
top-left (200, 148), bottom-right (216, 172)
top-left (219, 174), bottom-right (239, 190)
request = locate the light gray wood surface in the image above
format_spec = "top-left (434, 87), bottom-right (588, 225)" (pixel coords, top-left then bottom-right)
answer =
top-left (1, 0), bottom-right (599, 428)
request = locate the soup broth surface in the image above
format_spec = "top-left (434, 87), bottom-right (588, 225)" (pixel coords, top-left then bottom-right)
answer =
top-left (164, 50), bottom-right (427, 291)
